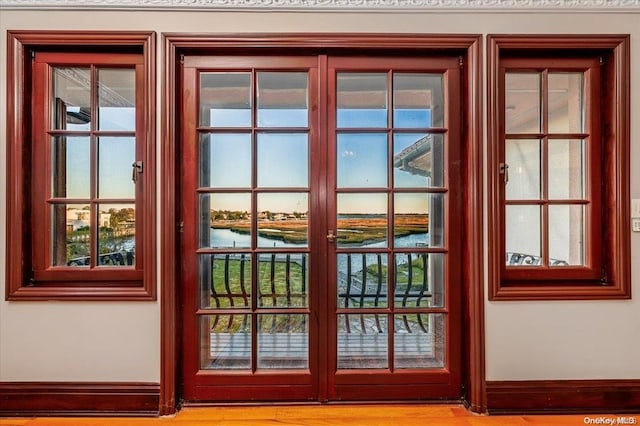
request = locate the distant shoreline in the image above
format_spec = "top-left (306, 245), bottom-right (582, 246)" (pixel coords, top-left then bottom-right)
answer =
top-left (211, 215), bottom-right (428, 245)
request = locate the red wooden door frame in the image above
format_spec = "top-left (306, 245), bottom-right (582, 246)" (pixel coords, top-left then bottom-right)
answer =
top-left (160, 33), bottom-right (484, 413)
top-left (325, 55), bottom-right (463, 400)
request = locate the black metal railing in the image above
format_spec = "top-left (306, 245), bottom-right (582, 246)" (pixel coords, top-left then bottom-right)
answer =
top-left (67, 251), bottom-right (134, 266)
top-left (506, 252), bottom-right (569, 266)
top-left (209, 253), bottom-right (433, 335)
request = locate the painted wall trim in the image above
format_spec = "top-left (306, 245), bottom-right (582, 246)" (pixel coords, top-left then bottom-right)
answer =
top-left (486, 380), bottom-right (640, 414)
top-left (0, 382), bottom-right (160, 416)
top-left (1, 0), bottom-right (640, 12)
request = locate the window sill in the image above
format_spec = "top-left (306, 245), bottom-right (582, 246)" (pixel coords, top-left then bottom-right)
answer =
top-left (490, 280), bottom-right (630, 301)
top-left (6, 283), bottom-right (155, 301)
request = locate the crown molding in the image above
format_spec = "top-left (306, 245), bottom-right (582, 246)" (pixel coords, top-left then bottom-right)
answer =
top-left (1, 0), bottom-right (640, 12)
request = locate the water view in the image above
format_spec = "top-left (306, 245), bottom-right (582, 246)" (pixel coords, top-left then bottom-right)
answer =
top-left (209, 227), bottom-right (428, 249)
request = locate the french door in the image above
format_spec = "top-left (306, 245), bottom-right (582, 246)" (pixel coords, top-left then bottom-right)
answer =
top-left (180, 54), bottom-right (462, 402)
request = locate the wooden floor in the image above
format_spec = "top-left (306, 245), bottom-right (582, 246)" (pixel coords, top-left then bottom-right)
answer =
top-left (2, 405), bottom-right (638, 425)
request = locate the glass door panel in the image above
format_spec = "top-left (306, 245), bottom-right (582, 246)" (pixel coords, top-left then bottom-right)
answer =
top-left (181, 57), bottom-right (319, 402)
top-left (328, 56), bottom-right (461, 400)
top-left (198, 68), bottom-right (311, 372)
top-left (182, 54), bottom-right (461, 402)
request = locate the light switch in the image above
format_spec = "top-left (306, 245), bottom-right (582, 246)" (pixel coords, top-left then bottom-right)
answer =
top-left (633, 218), bottom-right (640, 232)
top-left (632, 199), bottom-right (640, 218)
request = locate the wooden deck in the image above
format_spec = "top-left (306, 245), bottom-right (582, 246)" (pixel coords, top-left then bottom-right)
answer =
top-left (205, 332), bottom-right (437, 369)
top-left (2, 405), bottom-right (635, 425)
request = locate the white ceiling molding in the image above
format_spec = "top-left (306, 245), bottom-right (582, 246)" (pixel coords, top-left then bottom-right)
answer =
top-left (1, 0), bottom-right (640, 12)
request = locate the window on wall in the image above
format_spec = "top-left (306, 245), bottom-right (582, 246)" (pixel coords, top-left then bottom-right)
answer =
top-left (5, 31), bottom-right (156, 300)
top-left (488, 35), bottom-right (630, 300)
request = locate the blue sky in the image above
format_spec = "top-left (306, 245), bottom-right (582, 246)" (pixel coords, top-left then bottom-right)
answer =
top-left (203, 107), bottom-right (436, 214)
top-left (63, 107), bottom-right (136, 205)
top-left (62, 99), bottom-right (437, 216)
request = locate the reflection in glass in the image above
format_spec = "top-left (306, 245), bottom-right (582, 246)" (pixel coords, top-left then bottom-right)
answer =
top-left (505, 73), bottom-right (541, 134)
top-left (548, 139), bottom-right (585, 200)
top-left (201, 193), bottom-right (252, 249)
top-left (257, 72), bottom-right (308, 128)
top-left (200, 254), bottom-right (252, 309)
top-left (200, 73), bottom-right (251, 127)
top-left (394, 134), bottom-right (444, 188)
top-left (257, 193), bottom-right (308, 248)
top-left (258, 314), bottom-right (308, 369)
top-left (201, 314), bottom-right (251, 370)
top-left (337, 193), bottom-right (387, 248)
top-left (393, 73), bottom-right (443, 128)
top-left (337, 253), bottom-right (388, 308)
top-left (549, 205), bottom-right (584, 266)
top-left (200, 133), bottom-right (251, 188)
top-left (258, 253), bottom-right (308, 308)
top-left (506, 139), bottom-right (541, 200)
top-left (394, 253), bottom-right (444, 308)
top-left (98, 137), bottom-right (135, 199)
top-left (258, 133), bottom-right (309, 188)
top-left (549, 73), bottom-right (584, 134)
top-left (337, 133), bottom-right (387, 188)
top-left (97, 68), bottom-right (136, 131)
top-left (53, 67), bottom-right (91, 130)
top-left (52, 136), bottom-right (90, 199)
top-left (506, 205), bottom-right (541, 265)
top-left (97, 204), bottom-right (136, 266)
top-left (338, 314), bottom-right (388, 369)
top-left (337, 73), bottom-right (387, 128)
top-left (394, 313), bottom-right (445, 369)
top-left (52, 204), bottom-right (91, 267)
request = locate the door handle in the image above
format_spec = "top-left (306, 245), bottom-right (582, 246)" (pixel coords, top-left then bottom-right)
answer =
top-left (326, 230), bottom-right (336, 243)
top-left (132, 161), bottom-right (143, 183)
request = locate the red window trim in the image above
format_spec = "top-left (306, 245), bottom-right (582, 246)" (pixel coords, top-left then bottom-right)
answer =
top-left (487, 35), bottom-right (631, 301)
top-left (5, 31), bottom-right (156, 301)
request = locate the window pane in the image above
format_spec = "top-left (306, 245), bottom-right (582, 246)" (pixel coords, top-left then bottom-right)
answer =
top-left (506, 139), bottom-right (541, 200)
top-left (394, 133), bottom-right (444, 188)
top-left (506, 205), bottom-right (541, 265)
top-left (258, 253), bottom-right (308, 308)
top-left (98, 137), bottom-right (135, 199)
top-left (548, 73), bottom-right (584, 134)
top-left (337, 73), bottom-right (387, 128)
top-left (201, 193), bottom-right (251, 249)
top-left (257, 72), bottom-right (308, 128)
top-left (52, 204), bottom-right (91, 267)
top-left (393, 73), bottom-right (443, 128)
top-left (338, 314), bottom-right (388, 369)
top-left (200, 254), bottom-right (251, 309)
top-left (51, 136), bottom-right (90, 199)
top-left (200, 133), bottom-right (251, 188)
top-left (337, 253), bottom-right (388, 308)
top-left (257, 133), bottom-right (309, 188)
top-left (394, 313), bottom-right (445, 369)
top-left (98, 204), bottom-right (135, 266)
top-left (201, 314), bottom-right (251, 370)
top-left (549, 205), bottom-right (585, 266)
top-left (394, 193), bottom-right (445, 248)
top-left (257, 193), bottom-right (308, 248)
top-left (548, 139), bottom-right (585, 200)
top-left (200, 73), bottom-right (251, 127)
top-left (53, 67), bottom-right (91, 130)
top-left (337, 193), bottom-right (388, 248)
top-left (505, 73), bottom-right (541, 134)
top-left (394, 253), bottom-right (444, 308)
top-left (337, 133), bottom-right (388, 188)
top-left (97, 68), bottom-right (135, 131)
top-left (258, 314), bottom-right (308, 369)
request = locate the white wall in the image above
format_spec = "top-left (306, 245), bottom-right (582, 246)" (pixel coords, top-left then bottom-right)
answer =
top-left (0, 8), bottom-right (638, 383)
